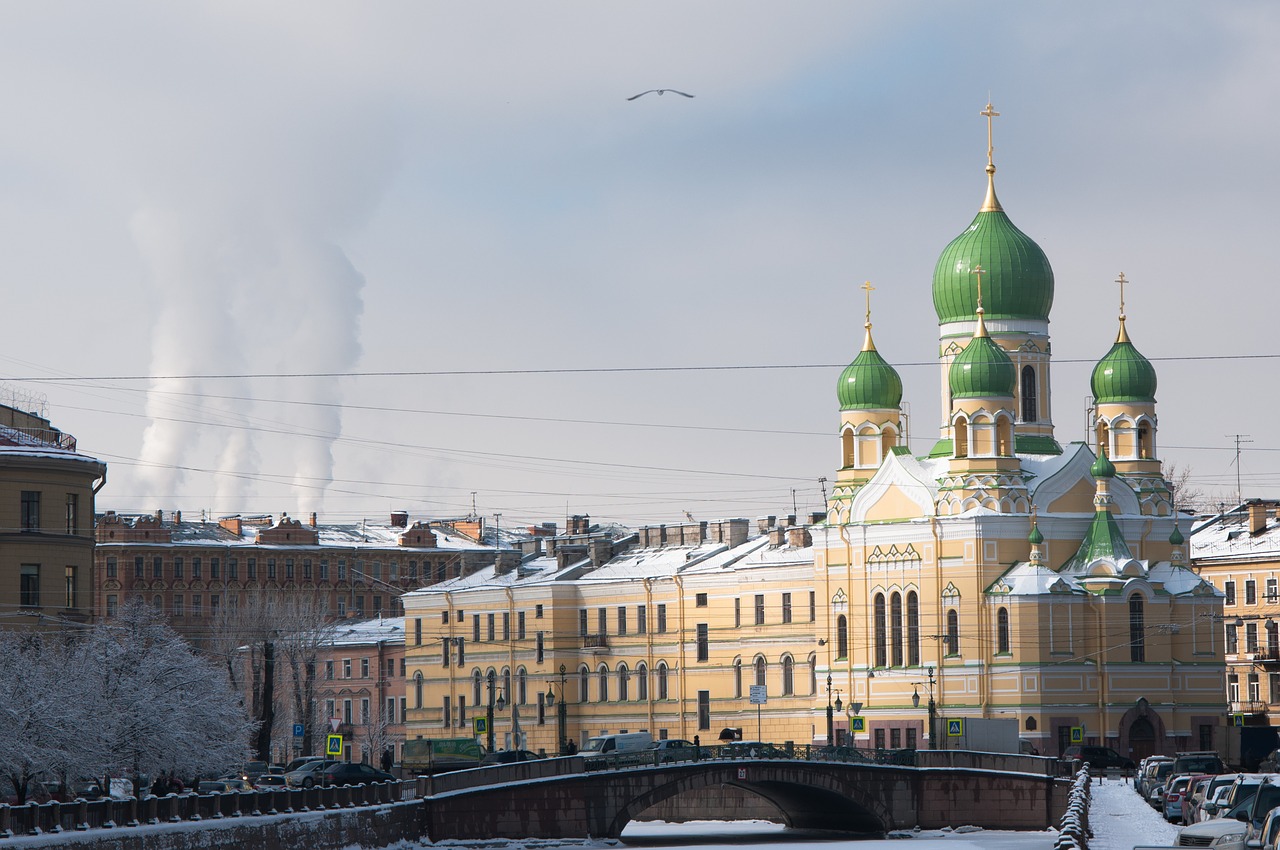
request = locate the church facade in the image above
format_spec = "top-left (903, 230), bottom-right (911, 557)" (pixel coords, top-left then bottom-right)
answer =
top-left (818, 105), bottom-right (1225, 758)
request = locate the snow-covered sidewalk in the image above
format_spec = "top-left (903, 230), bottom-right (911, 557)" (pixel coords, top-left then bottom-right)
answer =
top-left (1088, 774), bottom-right (1181, 850)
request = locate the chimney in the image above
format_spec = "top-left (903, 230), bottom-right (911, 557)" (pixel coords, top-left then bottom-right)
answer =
top-left (787, 527), bottom-right (813, 548)
top-left (785, 514), bottom-right (797, 527)
top-left (155, 509), bottom-right (163, 523)
top-left (757, 515), bottom-right (776, 534)
top-left (1249, 501), bottom-right (1270, 536)
top-left (174, 510), bottom-right (182, 524)
top-left (309, 512), bottom-right (318, 527)
top-left (390, 511), bottom-right (409, 528)
top-left (768, 527), bottom-right (786, 547)
top-left (810, 511), bottom-right (826, 525)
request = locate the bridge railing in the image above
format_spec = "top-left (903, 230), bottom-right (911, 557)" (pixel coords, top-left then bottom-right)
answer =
top-left (580, 742), bottom-right (918, 772)
top-left (0, 781), bottom-right (405, 839)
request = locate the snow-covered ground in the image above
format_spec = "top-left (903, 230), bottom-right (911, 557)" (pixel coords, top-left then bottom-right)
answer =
top-left (1086, 774), bottom-right (1180, 850)
top-left (620, 819), bottom-right (1055, 848)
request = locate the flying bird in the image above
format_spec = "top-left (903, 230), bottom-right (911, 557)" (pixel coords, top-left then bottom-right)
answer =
top-left (627, 89), bottom-right (695, 101)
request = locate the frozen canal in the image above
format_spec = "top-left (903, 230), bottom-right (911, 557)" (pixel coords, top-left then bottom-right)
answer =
top-left (620, 818), bottom-right (1055, 849)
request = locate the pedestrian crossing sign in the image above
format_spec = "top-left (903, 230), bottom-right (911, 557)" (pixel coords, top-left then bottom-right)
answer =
top-left (1070, 726), bottom-right (1084, 744)
top-left (326, 734), bottom-right (343, 756)
top-left (473, 717), bottom-right (489, 735)
top-left (850, 716), bottom-right (865, 732)
top-left (947, 719), bottom-right (964, 737)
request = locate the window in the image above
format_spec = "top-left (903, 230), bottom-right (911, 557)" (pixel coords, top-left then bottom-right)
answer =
top-left (637, 605), bottom-right (647, 634)
top-left (873, 593), bottom-right (887, 667)
top-left (473, 614), bottom-right (482, 642)
top-left (657, 604), bottom-right (667, 633)
top-left (617, 606), bottom-right (627, 636)
top-left (191, 557), bottom-right (201, 579)
top-left (1269, 578), bottom-right (1279, 603)
top-left (360, 698), bottom-right (370, 725)
top-left (890, 592), bottom-right (904, 666)
top-left (754, 655), bottom-right (766, 688)
top-left (501, 612), bottom-right (510, 641)
top-left (907, 591), bottom-right (920, 666)
top-left (106, 594), bottom-right (118, 617)
top-left (597, 666), bottom-right (609, 703)
top-left (782, 592), bottom-right (792, 624)
top-left (247, 558), bottom-right (257, 580)
top-left (63, 566), bottom-right (76, 609)
top-left (1227, 623), bottom-right (1239, 654)
top-left (874, 728), bottom-right (886, 750)
top-left (228, 559), bottom-right (238, 580)
top-left (343, 700), bottom-right (353, 725)
top-left (837, 614), bottom-right (848, 660)
top-left (597, 607), bottom-right (607, 635)
top-left (65, 493), bottom-right (78, 534)
top-left (808, 653), bottom-right (817, 695)
top-left (578, 665), bottom-right (590, 703)
top-left (535, 604), bottom-right (544, 619)
top-left (906, 727), bottom-right (918, 750)
top-left (326, 699), bottom-right (336, 722)
top-left (1248, 580), bottom-right (1258, 605)
top-left (782, 656), bottom-right (794, 695)
top-left (106, 557), bottom-right (118, 579)
top-left (733, 658), bottom-right (743, 698)
top-left (997, 607), bottom-right (1011, 655)
top-left (946, 609), bottom-right (960, 656)
top-left (343, 658), bottom-right (352, 678)
top-left (695, 593), bottom-right (708, 607)
top-left (1129, 594), bottom-right (1146, 662)
top-left (579, 609), bottom-right (589, 637)
top-left (734, 598), bottom-right (741, 628)
top-left (1020, 364), bottom-right (1038, 423)
top-left (134, 557), bottom-right (144, 579)
top-left (191, 594), bottom-right (201, 617)
top-left (361, 658), bottom-right (370, 678)
top-left (303, 559), bottom-right (312, 580)
top-left (325, 660), bottom-right (334, 680)
top-left (386, 697), bottom-right (396, 724)
top-left (517, 611), bottom-right (526, 640)
top-left (636, 662), bottom-right (648, 700)
top-left (754, 594), bottom-right (765, 626)
top-left (1249, 673), bottom-right (1262, 703)
top-left (697, 691), bottom-right (710, 731)
top-left (20, 491), bottom-right (39, 531)
top-left (173, 594), bottom-right (184, 617)
top-left (19, 564), bottom-right (39, 607)
top-left (456, 638), bottom-right (465, 665)
top-left (890, 728), bottom-right (902, 749)
top-left (696, 623), bottom-right (709, 662)
top-left (1229, 674), bottom-right (1240, 703)
top-left (536, 631), bottom-right (545, 663)
top-left (414, 618), bottom-right (422, 645)
top-left (210, 558), bottom-right (219, 579)
top-left (1226, 580), bottom-right (1237, 605)
top-left (618, 664), bottom-right (630, 701)
top-left (1247, 622), bottom-right (1259, 653)
top-left (319, 560), bottom-right (329, 581)
top-left (266, 558), bottom-right (276, 580)
top-left (809, 591), bottom-right (816, 622)
top-left (657, 663), bottom-right (669, 700)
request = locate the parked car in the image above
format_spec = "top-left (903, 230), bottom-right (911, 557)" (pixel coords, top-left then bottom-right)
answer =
top-left (239, 761), bottom-right (270, 783)
top-left (284, 759), bottom-right (339, 788)
top-left (1161, 774), bottom-right (1193, 822)
top-left (1199, 776), bottom-right (1240, 819)
top-left (480, 750), bottom-right (544, 766)
top-left (1172, 751), bottom-right (1225, 777)
top-left (650, 739), bottom-right (702, 762)
top-left (318, 762), bottom-right (396, 786)
top-left (253, 774), bottom-right (288, 790)
top-left (1135, 756), bottom-right (1173, 800)
top-left (283, 757), bottom-right (325, 773)
top-left (1061, 745), bottom-right (1135, 772)
top-left (1019, 739), bottom-right (1039, 756)
top-left (198, 779), bottom-right (252, 794)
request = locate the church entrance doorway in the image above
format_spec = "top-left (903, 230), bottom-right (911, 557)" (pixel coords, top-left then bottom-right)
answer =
top-left (1128, 716), bottom-right (1156, 761)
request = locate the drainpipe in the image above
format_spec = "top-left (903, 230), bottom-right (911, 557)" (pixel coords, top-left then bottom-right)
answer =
top-left (644, 578), bottom-right (655, 733)
top-left (445, 591), bottom-right (456, 729)
top-left (675, 574), bottom-right (688, 741)
top-left (505, 587), bottom-right (516, 748)
top-left (931, 515), bottom-right (944, 740)
top-left (1090, 595), bottom-right (1107, 746)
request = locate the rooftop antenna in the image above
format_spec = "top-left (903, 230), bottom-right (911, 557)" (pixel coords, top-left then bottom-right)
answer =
top-left (1228, 434), bottom-right (1253, 506)
top-left (470, 491), bottom-right (477, 519)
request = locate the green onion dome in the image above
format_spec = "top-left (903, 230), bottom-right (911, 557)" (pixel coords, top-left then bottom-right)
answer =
top-left (1169, 524), bottom-right (1184, 546)
top-left (837, 326), bottom-right (903, 411)
top-left (1090, 451), bottom-right (1116, 479)
top-left (1090, 320), bottom-right (1157, 403)
top-left (932, 194), bottom-right (1054, 325)
top-left (1028, 523), bottom-right (1044, 546)
top-left (948, 327), bottom-right (1016, 399)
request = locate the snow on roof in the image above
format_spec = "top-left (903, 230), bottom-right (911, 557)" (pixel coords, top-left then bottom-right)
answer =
top-left (1190, 507), bottom-right (1280, 561)
top-left (115, 515), bottom-right (490, 551)
top-left (321, 616), bottom-right (404, 647)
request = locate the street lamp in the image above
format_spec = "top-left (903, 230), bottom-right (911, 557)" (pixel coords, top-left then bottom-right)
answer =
top-left (486, 673), bottom-right (506, 753)
top-left (911, 666), bottom-right (937, 749)
top-left (545, 664), bottom-right (568, 756)
top-left (825, 674), bottom-right (844, 745)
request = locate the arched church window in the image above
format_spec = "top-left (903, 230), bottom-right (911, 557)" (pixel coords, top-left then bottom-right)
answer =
top-left (907, 591), bottom-right (920, 666)
top-left (890, 592), bottom-right (904, 667)
top-left (996, 608), bottom-right (1010, 654)
top-left (836, 615), bottom-right (849, 660)
top-left (873, 594), bottom-right (886, 667)
top-left (946, 609), bottom-right (959, 656)
top-left (1021, 365), bottom-right (1038, 423)
top-left (841, 428), bottom-right (855, 468)
top-left (1129, 594), bottom-right (1146, 662)
top-left (954, 418), bottom-right (969, 458)
top-left (1138, 424), bottom-right (1151, 459)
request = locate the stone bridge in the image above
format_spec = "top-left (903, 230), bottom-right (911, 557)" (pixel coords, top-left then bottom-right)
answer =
top-left (423, 758), bottom-right (1068, 839)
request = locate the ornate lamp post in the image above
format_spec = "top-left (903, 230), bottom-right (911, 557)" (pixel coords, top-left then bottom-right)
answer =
top-left (825, 674), bottom-right (843, 745)
top-left (486, 673), bottom-right (506, 753)
top-left (911, 666), bottom-right (937, 749)
top-left (545, 664), bottom-right (569, 755)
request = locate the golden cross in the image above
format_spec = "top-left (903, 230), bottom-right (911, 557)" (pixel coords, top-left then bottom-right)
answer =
top-left (972, 263), bottom-right (986, 311)
top-left (1115, 272), bottom-right (1128, 318)
top-left (861, 280), bottom-right (875, 324)
top-left (981, 101), bottom-right (1000, 167)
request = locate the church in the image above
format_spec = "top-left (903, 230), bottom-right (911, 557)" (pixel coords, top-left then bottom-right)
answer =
top-left (818, 103), bottom-right (1226, 759)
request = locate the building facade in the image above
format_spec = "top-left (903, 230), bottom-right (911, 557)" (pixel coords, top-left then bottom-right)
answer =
top-left (0, 401), bottom-right (105, 631)
top-left (93, 511), bottom-right (497, 648)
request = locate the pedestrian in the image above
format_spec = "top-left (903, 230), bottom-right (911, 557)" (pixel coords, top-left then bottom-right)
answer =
top-left (565, 739), bottom-right (578, 755)
top-left (381, 747), bottom-right (393, 773)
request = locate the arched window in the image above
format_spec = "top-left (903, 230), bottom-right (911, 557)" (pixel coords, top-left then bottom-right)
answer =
top-left (873, 594), bottom-right (887, 667)
top-left (516, 667), bottom-right (527, 705)
top-left (597, 664), bottom-right (609, 702)
top-left (907, 591), bottom-right (920, 666)
top-left (733, 658), bottom-right (743, 699)
top-left (502, 667), bottom-right (511, 702)
top-left (578, 664), bottom-right (590, 703)
top-left (656, 662), bottom-right (669, 700)
top-left (946, 609), bottom-right (960, 656)
top-left (414, 671), bottom-right (424, 708)
top-left (837, 614), bottom-right (849, 660)
top-left (636, 662), bottom-right (649, 701)
top-left (1130, 594), bottom-right (1146, 662)
top-left (618, 663), bottom-right (630, 701)
top-left (954, 418), bottom-right (969, 458)
top-left (1268, 621), bottom-right (1279, 655)
top-left (856, 425), bottom-right (880, 468)
top-left (841, 428), bottom-right (855, 468)
top-left (1138, 424), bottom-right (1152, 459)
top-left (781, 655), bottom-right (794, 696)
top-left (997, 608), bottom-right (1010, 655)
top-left (997, 416), bottom-right (1014, 457)
top-left (890, 592), bottom-right (904, 666)
top-left (754, 655), bottom-right (767, 688)
top-left (473, 669), bottom-right (483, 707)
top-left (808, 653), bottom-right (818, 695)
top-left (1021, 365), bottom-right (1037, 423)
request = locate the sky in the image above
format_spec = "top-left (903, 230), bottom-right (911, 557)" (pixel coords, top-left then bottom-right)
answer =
top-left (1, 1), bottom-right (1277, 530)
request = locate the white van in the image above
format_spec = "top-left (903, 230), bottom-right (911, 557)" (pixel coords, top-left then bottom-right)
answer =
top-left (583, 732), bottom-right (654, 755)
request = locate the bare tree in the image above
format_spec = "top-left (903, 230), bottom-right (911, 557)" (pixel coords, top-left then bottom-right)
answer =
top-left (1163, 462), bottom-right (1207, 515)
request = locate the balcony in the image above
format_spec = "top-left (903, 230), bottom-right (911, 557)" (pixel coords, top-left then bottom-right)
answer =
top-left (1230, 700), bottom-right (1268, 716)
top-left (582, 633), bottom-right (609, 653)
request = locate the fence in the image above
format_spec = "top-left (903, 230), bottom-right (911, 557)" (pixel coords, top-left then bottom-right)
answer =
top-left (0, 780), bottom-right (411, 839)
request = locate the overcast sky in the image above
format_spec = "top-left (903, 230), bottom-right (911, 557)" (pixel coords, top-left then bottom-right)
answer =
top-left (1, 2), bottom-right (1276, 529)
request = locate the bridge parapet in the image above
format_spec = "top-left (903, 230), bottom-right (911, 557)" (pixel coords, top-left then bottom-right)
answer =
top-left (915, 749), bottom-right (1067, 776)
top-left (419, 755), bottom-right (585, 795)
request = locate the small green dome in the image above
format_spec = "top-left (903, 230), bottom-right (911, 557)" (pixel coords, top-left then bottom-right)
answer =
top-left (1091, 333), bottom-right (1157, 404)
top-left (1028, 523), bottom-right (1044, 546)
top-left (1169, 524), bottom-right (1184, 546)
top-left (838, 346), bottom-right (903, 411)
top-left (1090, 452), bottom-right (1116, 479)
top-left (948, 334), bottom-right (1016, 399)
top-left (932, 210), bottom-right (1054, 324)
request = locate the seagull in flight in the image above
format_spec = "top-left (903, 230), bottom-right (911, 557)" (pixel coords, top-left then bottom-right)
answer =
top-left (627, 89), bottom-right (695, 101)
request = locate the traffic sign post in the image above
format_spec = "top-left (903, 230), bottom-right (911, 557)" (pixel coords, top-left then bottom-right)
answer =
top-left (1070, 726), bottom-right (1084, 744)
top-left (850, 716), bottom-right (865, 733)
top-left (326, 734), bottom-right (343, 757)
top-left (293, 723), bottom-right (305, 738)
top-left (473, 716), bottom-right (489, 736)
top-left (749, 685), bottom-right (767, 741)
top-left (947, 718), bottom-right (964, 738)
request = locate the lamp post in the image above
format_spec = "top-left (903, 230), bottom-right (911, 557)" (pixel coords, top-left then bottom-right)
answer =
top-left (911, 666), bottom-right (937, 749)
top-left (546, 664), bottom-right (568, 755)
top-left (486, 673), bottom-right (506, 753)
top-left (825, 674), bottom-right (844, 746)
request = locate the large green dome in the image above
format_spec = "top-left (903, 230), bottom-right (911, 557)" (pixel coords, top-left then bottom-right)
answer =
top-left (1091, 332), bottom-right (1157, 403)
top-left (948, 333), bottom-right (1016, 399)
top-left (932, 209), bottom-right (1054, 324)
top-left (837, 345), bottom-right (903, 411)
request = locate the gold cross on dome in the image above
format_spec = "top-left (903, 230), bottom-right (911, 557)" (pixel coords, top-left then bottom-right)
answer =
top-left (981, 101), bottom-right (1000, 168)
top-left (861, 280), bottom-right (875, 324)
top-left (1115, 272), bottom-right (1128, 318)
top-left (972, 263), bottom-right (986, 311)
